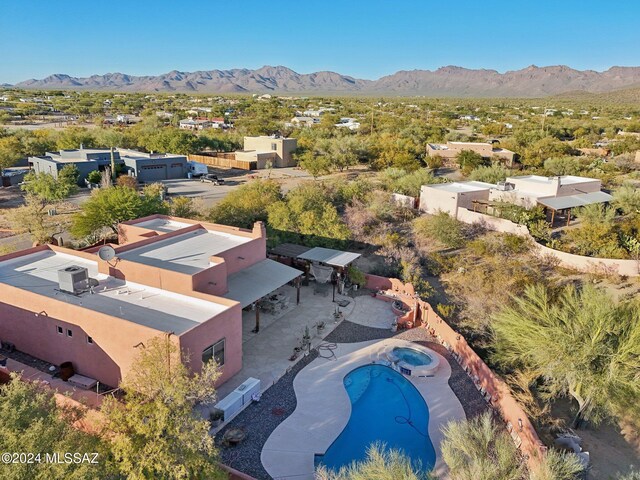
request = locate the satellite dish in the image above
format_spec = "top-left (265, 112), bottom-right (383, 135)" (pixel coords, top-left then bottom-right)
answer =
top-left (98, 246), bottom-right (116, 262)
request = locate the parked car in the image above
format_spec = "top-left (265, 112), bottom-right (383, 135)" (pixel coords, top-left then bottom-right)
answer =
top-left (200, 174), bottom-right (224, 185)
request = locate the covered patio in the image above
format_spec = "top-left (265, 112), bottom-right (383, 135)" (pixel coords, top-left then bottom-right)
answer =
top-left (538, 191), bottom-right (613, 227)
top-left (223, 259), bottom-right (303, 334)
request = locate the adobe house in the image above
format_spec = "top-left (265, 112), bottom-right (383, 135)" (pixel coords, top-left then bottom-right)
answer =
top-left (0, 216), bottom-right (302, 388)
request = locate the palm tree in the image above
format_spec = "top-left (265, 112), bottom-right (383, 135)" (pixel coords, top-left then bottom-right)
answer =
top-left (492, 284), bottom-right (640, 428)
top-left (315, 442), bottom-right (432, 480)
top-left (440, 412), bottom-right (524, 480)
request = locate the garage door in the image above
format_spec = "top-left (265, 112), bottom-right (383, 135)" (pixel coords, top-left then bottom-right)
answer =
top-left (140, 165), bottom-right (167, 182)
top-left (168, 162), bottom-right (185, 179)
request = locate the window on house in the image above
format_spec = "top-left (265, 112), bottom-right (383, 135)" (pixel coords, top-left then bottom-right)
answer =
top-left (56, 326), bottom-right (63, 335)
top-left (271, 143), bottom-right (277, 151)
top-left (66, 329), bottom-right (73, 337)
top-left (87, 336), bottom-right (93, 345)
top-left (202, 338), bottom-right (225, 367)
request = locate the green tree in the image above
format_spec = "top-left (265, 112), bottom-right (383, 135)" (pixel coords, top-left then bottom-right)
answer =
top-left (298, 150), bottom-right (332, 178)
top-left (0, 374), bottom-right (114, 480)
top-left (0, 136), bottom-right (22, 173)
top-left (543, 156), bottom-right (582, 176)
top-left (413, 212), bottom-right (466, 249)
top-left (208, 179), bottom-right (282, 228)
top-left (55, 127), bottom-right (96, 150)
top-left (468, 164), bottom-right (509, 184)
top-left (171, 196), bottom-right (199, 218)
top-left (492, 284), bottom-right (640, 428)
top-left (440, 412), bottom-right (524, 480)
top-left (21, 164), bottom-right (79, 206)
top-left (378, 168), bottom-right (440, 197)
top-left (613, 183), bottom-right (640, 216)
top-left (71, 185), bottom-right (169, 239)
top-left (101, 337), bottom-right (224, 480)
top-left (267, 183), bottom-right (350, 247)
top-left (16, 165), bottom-right (79, 244)
top-left (316, 442), bottom-right (431, 480)
top-left (457, 150), bottom-right (488, 175)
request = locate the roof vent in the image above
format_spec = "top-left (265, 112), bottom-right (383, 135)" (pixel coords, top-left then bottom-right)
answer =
top-left (58, 266), bottom-right (89, 294)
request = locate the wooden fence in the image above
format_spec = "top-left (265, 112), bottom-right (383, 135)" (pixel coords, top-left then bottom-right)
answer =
top-left (188, 153), bottom-right (256, 171)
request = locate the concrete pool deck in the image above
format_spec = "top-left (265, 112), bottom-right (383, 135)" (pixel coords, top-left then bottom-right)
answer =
top-left (216, 289), bottom-right (396, 400)
top-left (260, 338), bottom-right (466, 479)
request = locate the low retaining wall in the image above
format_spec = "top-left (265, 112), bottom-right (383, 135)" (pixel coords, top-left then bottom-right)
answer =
top-left (365, 274), bottom-right (546, 466)
top-left (535, 243), bottom-right (639, 277)
top-left (454, 209), bottom-right (640, 277)
top-left (456, 208), bottom-right (530, 236)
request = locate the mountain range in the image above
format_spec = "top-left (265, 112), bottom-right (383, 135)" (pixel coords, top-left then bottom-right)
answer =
top-left (11, 65), bottom-right (640, 97)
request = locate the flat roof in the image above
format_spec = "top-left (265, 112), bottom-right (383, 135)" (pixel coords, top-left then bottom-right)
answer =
top-left (118, 228), bottom-right (252, 274)
top-left (425, 181), bottom-right (494, 193)
top-left (297, 247), bottom-right (361, 268)
top-left (508, 175), bottom-right (599, 186)
top-left (538, 191), bottom-right (613, 210)
top-left (132, 218), bottom-right (194, 233)
top-left (223, 259), bottom-right (302, 308)
top-left (0, 250), bottom-right (228, 335)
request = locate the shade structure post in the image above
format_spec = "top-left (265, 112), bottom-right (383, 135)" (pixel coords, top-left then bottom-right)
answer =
top-left (253, 303), bottom-right (260, 333)
top-left (296, 277), bottom-right (301, 305)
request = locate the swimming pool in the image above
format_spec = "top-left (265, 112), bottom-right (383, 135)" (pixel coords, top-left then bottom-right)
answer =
top-left (392, 347), bottom-right (433, 366)
top-left (315, 364), bottom-right (436, 472)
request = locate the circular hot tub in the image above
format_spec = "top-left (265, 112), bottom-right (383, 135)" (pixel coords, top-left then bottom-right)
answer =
top-left (383, 345), bottom-right (440, 376)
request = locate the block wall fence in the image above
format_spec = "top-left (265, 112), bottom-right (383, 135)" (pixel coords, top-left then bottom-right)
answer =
top-left (365, 273), bottom-right (547, 467)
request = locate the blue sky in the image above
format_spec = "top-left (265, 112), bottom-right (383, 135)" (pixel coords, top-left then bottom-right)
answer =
top-left (1, 0), bottom-right (639, 83)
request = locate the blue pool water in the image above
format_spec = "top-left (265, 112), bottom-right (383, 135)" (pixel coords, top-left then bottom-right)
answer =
top-left (315, 364), bottom-right (435, 472)
top-left (393, 347), bottom-right (434, 366)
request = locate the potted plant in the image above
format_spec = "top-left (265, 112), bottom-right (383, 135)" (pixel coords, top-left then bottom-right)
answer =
top-left (316, 321), bottom-right (326, 334)
top-left (302, 326), bottom-right (311, 347)
top-left (209, 408), bottom-right (224, 428)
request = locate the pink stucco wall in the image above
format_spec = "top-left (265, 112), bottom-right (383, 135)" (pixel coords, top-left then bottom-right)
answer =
top-left (0, 283), bottom-right (163, 387)
top-left (179, 302), bottom-right (243, 387)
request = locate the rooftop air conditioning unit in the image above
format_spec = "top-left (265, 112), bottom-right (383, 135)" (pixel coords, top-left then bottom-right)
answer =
top-left (57, 266), bottom-right (89, 294)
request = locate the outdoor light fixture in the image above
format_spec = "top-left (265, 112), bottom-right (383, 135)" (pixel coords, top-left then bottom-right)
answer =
top-left (237, 256), bottom-right (245, 260)
top-left (35, 310), bottom-right (48, 317)
top-left (518, 418), bottom-right (523, 431)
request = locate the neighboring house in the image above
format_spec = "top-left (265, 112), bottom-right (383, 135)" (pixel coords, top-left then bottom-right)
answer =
top-left (335, 117), bottom-right (360, 130)
top-left (420, 175), bottom-right (612, 222)
top-left (236, 136), bottom-right (298, 169)
top-left (0, 216), bottom-right (302, 388)
top-left (179, 117), bottom-right (227, 130)
top-left (419, 181), bottom-right (495, 216)
top-left (29, 148), bottom-right (126, 184)
top-left (117, 148), bottom-right (189, 182)
top-left (426, 141), bottom-right (516, 165)
top-left (302, 107), bottom-right (335, 117)
top-left (179, 118), bottom-right (213, 130)
top-left (291, 116), bottom-right (319, 127)
top-left (29, 148), bottom-right (189, 184)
